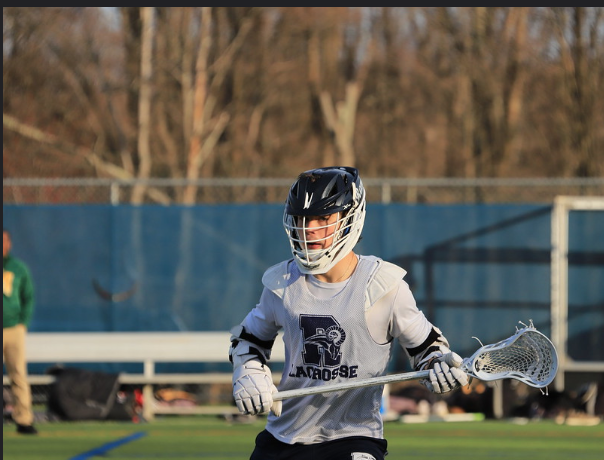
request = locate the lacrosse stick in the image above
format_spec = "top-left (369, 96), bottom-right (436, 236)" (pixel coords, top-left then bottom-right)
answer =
top-left (273, 320), bottom-right (558, 401)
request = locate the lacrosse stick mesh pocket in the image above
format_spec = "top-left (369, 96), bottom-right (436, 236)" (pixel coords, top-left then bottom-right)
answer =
top-left (466, 329), bottom-right (557, 388)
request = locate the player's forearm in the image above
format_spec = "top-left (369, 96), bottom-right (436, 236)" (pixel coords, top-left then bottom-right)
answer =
top-left (229, 324), bottom-right (277, 366)
top-left (408, 326), bottom-right (453, 371)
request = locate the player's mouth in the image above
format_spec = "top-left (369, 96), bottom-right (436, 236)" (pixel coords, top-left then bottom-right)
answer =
top-left (305, 242), bottom-right (322, 249)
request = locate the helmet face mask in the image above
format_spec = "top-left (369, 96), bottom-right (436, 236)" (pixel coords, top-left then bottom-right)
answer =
top-left (283, 167), bottom-right (366, 274)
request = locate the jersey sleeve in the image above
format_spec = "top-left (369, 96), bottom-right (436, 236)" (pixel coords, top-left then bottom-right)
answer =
top-left (240, 287), bottom-right (282, 341)
top-left (229, 287), bottom-right (282, 366)
top-left (388, 280), bottom-right (453, 370)
top-left (388, 280), bottom-right (433, 347)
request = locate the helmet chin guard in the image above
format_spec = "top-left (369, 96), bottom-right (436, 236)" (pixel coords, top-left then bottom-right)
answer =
top-left (283, 167), bottom-right (366, 274)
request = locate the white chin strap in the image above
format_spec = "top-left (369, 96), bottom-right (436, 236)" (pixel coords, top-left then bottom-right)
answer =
top-left (294, 247), bottom-right (346, 275)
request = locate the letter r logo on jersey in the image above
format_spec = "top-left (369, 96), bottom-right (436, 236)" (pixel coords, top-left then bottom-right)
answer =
top-left (299, 314), bottom-right (346, 367)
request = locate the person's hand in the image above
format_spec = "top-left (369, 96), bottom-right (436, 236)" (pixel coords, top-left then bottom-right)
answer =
top-left (422, 352), bottom-right (469, 394)
top-left (232, 360), bottom-right (282, 416)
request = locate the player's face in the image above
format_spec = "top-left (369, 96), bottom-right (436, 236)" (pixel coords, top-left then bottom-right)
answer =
top-left (296, 213), bottom-right (339, 250)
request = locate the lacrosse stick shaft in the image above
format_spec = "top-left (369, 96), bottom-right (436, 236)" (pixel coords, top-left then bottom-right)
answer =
top-left (273, 370), bottom-right (430, 401)
top-left (274, 324), bottom-right (557, 401)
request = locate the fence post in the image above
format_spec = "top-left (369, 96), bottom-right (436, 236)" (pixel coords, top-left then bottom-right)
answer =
top-left (110, 182), bottom-right (120, 205)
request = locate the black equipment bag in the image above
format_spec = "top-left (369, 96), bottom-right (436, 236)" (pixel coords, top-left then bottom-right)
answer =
top-left (46, 366), bottom-right (135, 421)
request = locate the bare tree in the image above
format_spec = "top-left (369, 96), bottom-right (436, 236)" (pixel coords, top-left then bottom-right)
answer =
top-left (306, 7), bottom-right (369, 167)
top-left (3, 7), bottom-right (604, 198)
top-left (551, 7), bottom-right (603, 177)
top-left (132, 7), bottom-right (155, 204)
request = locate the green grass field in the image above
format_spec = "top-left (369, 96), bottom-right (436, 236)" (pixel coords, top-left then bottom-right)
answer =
top-left (3, 416), bottom-right (603, 460)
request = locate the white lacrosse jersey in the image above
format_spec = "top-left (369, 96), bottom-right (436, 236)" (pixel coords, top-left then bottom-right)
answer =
top-left (240, 254), bottom-right (436, 445)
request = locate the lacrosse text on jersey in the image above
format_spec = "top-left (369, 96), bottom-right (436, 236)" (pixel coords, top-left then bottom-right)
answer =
top-left (287, 364), bottom-right (359, 381)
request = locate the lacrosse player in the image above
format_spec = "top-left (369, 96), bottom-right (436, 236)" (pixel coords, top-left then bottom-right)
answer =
top-left (229, 166), bottom-right (468, 460)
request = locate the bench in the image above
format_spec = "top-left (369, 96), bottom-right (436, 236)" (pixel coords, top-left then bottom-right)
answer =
top-left (4, 332), bottom-right (513, 421)
top-left (2, 332), bottom-right (285, 420)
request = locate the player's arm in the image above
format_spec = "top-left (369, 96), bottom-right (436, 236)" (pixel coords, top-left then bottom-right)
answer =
top-left (389, 282), bottom-right (468, 394)
top-left (229, 288), bottom-right (282, 416)
top-left (407, 326), bottom-right (469, 393)
top-left (19, 263), bottom-right (35, 327)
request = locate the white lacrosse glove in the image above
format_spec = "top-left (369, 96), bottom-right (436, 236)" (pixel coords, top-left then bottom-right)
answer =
top-left (422, 352), bottom-right (469, 394)
top-left (232, 360), bottom-right (282, 417)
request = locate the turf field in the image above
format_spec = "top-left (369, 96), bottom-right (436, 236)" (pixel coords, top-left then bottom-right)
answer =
top-left (3, 416), bottom-right (603, 460)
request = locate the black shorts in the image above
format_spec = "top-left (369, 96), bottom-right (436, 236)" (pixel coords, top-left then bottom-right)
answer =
top-left (250, 429), bottom-right (388, 460)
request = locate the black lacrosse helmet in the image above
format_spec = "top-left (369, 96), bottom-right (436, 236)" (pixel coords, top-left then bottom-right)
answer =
top-left (283, 166), bottom-right (366, 274)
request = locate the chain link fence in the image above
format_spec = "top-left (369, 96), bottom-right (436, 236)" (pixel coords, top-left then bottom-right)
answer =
top-left (3, 177), bottom-right (604, 204)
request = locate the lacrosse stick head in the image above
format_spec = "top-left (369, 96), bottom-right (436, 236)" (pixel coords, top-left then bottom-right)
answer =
top-left (461, 322), bottom-right (558, 389)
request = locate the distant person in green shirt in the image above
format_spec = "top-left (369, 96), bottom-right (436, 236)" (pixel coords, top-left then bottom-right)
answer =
top-left (3, 228), bottom-right (37, 435)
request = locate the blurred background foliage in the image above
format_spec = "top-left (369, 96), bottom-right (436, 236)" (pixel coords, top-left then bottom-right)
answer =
top-left (3, 7), bottom-right (603, 203)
